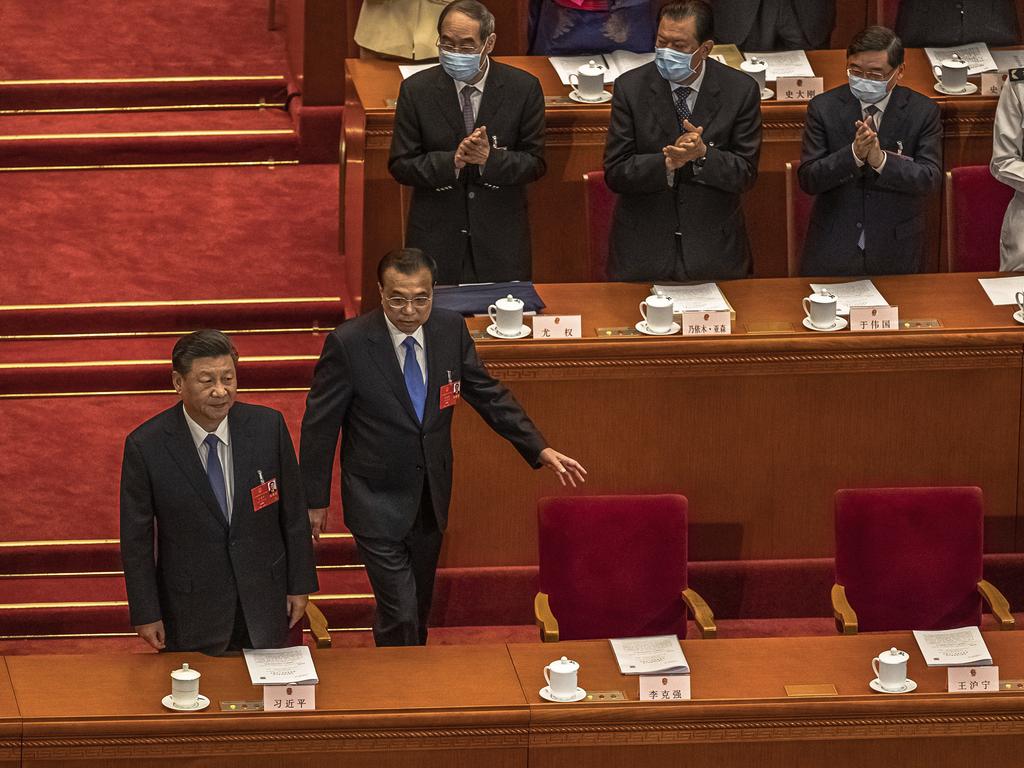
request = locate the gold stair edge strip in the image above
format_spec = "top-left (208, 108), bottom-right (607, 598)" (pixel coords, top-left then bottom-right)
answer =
top-left (0, 327), bottom-right (326, 341)
top-left (0, 386), bottom-right (312, 399)
top-left (2, 75), bottom-right (286, 85)
top-left (0, 355), bottom-right (318, 370)
top-left (0, 564), bottom-right (365, 579)
top-left (0, 628), bottom-right (371, 641)
top-left (0, 159), bottom-right (300, 172)
top-left (0, 103), bottom-right (287, 115)
top-left (0, 533), bottom-right (352, 547)
top-left (0, 129), bottom-right (294, 141)
top-left (0, 594), bottom-right (374, 610)
top-left (0, 296), bottom-right (339, 311)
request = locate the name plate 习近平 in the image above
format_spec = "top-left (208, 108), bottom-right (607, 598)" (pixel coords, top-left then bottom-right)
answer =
top-left (850, 305), bottom-right (899, 332)
top-left (681, 310), bottom-right (731, 336)
top-left (264, 684), bottom-right (316, 711)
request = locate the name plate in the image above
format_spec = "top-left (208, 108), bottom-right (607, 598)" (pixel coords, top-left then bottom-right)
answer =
top-left (948, 666), bottom-right (999, 693)
top-left (776, 77), bottom-right (824, 102)
top-left (263, 684), bottom-right (316, 711)
top-left (533, 315), bottom-right (583, 339)
top-left (981, 72), bottom-right (1008, 97)
top-left (640, 674), bottom-right (691, 702)
top-left (850, 305), bottom-right (899, 332)
top-left (681, 310), bottom-right (731, 336)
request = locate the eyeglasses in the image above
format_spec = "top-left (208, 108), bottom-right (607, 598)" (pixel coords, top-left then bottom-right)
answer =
top-left (847, 67), bottom-right (894, 82)
top-left (385, 295), bottom-right (432, 310)
top-left (437, 38), bottom-right (484, 55)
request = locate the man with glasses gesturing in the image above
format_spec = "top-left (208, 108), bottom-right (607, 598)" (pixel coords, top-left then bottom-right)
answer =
top-left (299, 249), bottom-right (585, 647)
top-left (797, 26), bottom-right (942, 276)
top-left (389, 0), bottom-right (546, 285)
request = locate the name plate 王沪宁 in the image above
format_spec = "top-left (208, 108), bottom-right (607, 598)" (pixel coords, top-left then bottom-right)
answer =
top-left (681, 311), bottom-right (731, 336)
top-left (640, 675), bottom-right (691, 702)
top-left (263, 684), bottom-right (316, 711)
top-left (532, 315), bottom-right (583, 339)
top-left (948, 666), bottom-right (999, 693)
top-left (776, 77), bottom-right (824, 102)
top-left (850, 305), bottom-right (899, 332)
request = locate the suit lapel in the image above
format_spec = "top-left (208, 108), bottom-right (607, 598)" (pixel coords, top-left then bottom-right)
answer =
top-left (227, 408), bottom-right (254, 528)
top-left (433, 66), bottom-right (468, 142)
top-left (420, 317), bottom-right (444, 429)
top-left (475, 60), bottom-right (505, 133)
top-left (366, 309), bottom-right (422, 427)
top-left (163, 406), bottom-right (229, 530)
top-left (837, 87), bottom-right (863, 145)
top-left (876, 86), bottom-right (910, 152)
top-left (689, 61), bottom-right (722, 135)
top-left (648, 67), bottom-right (682, 144)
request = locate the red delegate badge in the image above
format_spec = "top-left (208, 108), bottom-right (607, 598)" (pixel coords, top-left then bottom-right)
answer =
top-left (251, 477), bottom-right (280, 511)
top-left (440, 378), bottom-right (461, 409)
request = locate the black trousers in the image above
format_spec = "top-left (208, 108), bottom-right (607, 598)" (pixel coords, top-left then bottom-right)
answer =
top-left (355, 488), bottom-right (444, 647)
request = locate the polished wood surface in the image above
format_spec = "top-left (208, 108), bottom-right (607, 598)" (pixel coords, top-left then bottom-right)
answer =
top-left (4, 633), bottom-right (1024, 766)
top-left (342, 49), bottom-right (1009, 309)
top-left (0, 661), bottom-right (20, 768)
top-left (438, 273), bottom-right (1024, 567)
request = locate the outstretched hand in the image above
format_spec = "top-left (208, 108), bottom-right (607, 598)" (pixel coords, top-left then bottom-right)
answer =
top-left (539, 447), bottom-right (588, 487)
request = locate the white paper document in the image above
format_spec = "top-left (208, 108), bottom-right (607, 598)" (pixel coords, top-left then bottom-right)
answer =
top-left (992, 49), bottom-right (1024, 73)
top-left (548, 50), bottom-right (654, 85)
top-left (924, 43), bottom-right (997, 75)
top-left (742, 50), bottom-right (814, 81)
top-left (609, 635), bottom-right (690, 675)
top-left (913, 626), bottom-right (993, 667)
top-left (244, 646), bottom-right (320, 686)
top-left (399, 62), bottom-right (439, 79)
top-left (978, 275), bottom-right (1024, 305)
top-left (652, 282), bottom-right (731, 313)
top-left (808, 279), bottom-right (888, 315)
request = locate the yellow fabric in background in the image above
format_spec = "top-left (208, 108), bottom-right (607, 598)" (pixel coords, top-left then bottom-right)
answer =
top-left (354, 0), bottom-right (455, 60)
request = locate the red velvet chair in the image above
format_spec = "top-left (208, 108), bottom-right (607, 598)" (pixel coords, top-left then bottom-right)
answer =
top-left (945, 166), bottom-right (1014, 272)
top-left (785, 161), bottom-right (813, 276)
top-left (583, 170), bottom-right (616, 282)
top-left (534, 495), bottom-right (716, 642)
top-left (831, 487), bottom-right (1015, 634)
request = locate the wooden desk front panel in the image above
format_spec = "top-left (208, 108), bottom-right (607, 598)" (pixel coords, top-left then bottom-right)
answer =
top-left (440, 276), bottom-right (1024, 567)
top-left (0, 661), bottom-right (20, 768)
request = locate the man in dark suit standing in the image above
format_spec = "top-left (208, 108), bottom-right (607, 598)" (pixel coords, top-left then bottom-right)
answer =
top-left (712, 0), bottom-right (836, 50)
top-left (120, 330), bottom-right (318, 655)
top-left (798, 26), bottom-right (942, 276)
top-left (604, 0), bottom-right (762, 282)
top-left (300, 249), bottom-right (586, 647)
top-left (896, 0), bottom-right (1019, 48)
top-left (389, 0), bottom-right (546, 285)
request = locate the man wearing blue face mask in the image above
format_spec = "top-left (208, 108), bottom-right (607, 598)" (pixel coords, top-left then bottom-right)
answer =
top-left (797, 26), bottom-right (942, 276)
top-left (389, 0), bottom-right (547, 285)
top-left (604, 0), bottom-right (762, 281)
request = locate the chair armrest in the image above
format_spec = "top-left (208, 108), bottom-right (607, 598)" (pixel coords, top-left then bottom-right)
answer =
top-left (534, 592), bottom-right (559, 642)
top-left (681, 588), bottom-right (717, 639)
top-left (831, 583), bottom-right (858, 635)
top-left (978, 580), bottom-right (1016, 630)
top-left (305, 601), bottom-right (332, 649)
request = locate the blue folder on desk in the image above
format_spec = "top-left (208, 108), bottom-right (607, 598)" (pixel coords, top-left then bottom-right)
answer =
top-left (432, 282), bottom-right (546, 316)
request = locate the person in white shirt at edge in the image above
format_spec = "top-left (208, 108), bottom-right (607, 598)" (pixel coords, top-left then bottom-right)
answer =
top-left (992, 67), bottom-right (1024, 271)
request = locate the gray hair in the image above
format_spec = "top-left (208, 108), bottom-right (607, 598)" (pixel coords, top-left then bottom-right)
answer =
top-left (438, 0), bottom-right (496, 40)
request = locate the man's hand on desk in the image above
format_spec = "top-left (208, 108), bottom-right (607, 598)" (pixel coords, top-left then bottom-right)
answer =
top-left (539, 447), bottom-right (588, 487)
top-left (308, 507), bottom-right (328, 539)
top-left (135, 619), bottom-right (166, 650)
top-left (287, 595), bottom-right (309, 629)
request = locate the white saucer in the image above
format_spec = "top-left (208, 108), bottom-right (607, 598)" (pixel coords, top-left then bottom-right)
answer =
top-left (636, 320), bottom-right (681, 336)
top-left (486, 323), bottom-right (531, 339)
top-left (1014, 309), bottom-right (1024, 325)
top-left (934, 81), bottom-right (978, 96)
top-left (869, 678), bottom-right (917, 694)
top-left (802, 316), bottom-right (848, 332)
top-left (161, 694), bottom-right (211, 711)
top-left (539, 686), bottom-right (587, 703)
top-left (569, 90), bottom-right (611, 104)
top-left (760, 87), bottom-right (775, 100)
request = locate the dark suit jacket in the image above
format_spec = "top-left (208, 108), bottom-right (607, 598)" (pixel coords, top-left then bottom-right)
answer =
top-left (300, 308), bottom-right (548, 541)
top-left (388, 61), bottom-right (546, 284)
top-left (896, 0), bottom-right (1019, 47)
top-left (604, 59), bottom-right (762, 281)
top-left (798, 84), bottom-right (942, 276)
top-left (120, 402), bottom-right (318, 654)
top-left (712, 0), bottom-right (836, 50)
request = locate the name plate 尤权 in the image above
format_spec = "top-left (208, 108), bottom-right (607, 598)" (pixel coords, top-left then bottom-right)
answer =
top-left (533, 315), bottom-right (583, 339)
top-left (639, 675), bottom-right (691, 702)
top-left (850, 305), bottom-right (899, 332)
top-left (681, 311), bottom-right (731, 336)
top-left (776, 77), bottom-right (824, 102)
top-left (948, 666), bottom-right (999, 693)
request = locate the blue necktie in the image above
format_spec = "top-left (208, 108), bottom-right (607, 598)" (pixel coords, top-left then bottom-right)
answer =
top-left (673, 86), bottom-right (693, 129)
top-left (204, 433), bottom-right (229, 521)
top-left (402, 336), bottom-right (426, 422)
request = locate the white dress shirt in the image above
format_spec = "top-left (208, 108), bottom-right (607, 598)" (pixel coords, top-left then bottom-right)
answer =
top-left (667, 63), bottom-right (708, 186)
top-left (852, 90), bottom-right (893, 173)
top-left (384, 313), bottom-right (427, 385)
top-left (183, 404), bottom-right (234, 520)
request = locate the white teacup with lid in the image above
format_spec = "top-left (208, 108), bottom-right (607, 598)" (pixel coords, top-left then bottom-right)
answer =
top-left (488, 294), bottom-right (525, 336)
top-left (802, 289), bottom-right (838, 329)
top-left (170, 662), bottom-right (202, 708)
top-left (934, 53), bottom-right (969, 92)
top-left (569, 60), bottom-right (607, 101)
top-left (740, 58), bottom-right (768, 93)
top-left (544, 655), bottom-right (580, 700)
top-left (872, 647), bottom-right (910, 692)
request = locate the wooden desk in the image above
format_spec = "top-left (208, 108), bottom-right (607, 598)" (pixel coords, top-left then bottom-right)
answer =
top-left (438, 273), bottom-right (1024, 566)
top-left (341, 50), bottom-right (1005, 310)
top-left (0, 661), bottom-right (20, 768)
top-left (509, 632), bottom-right (1024, 767)
top-left (9, 646), bottom-right (529, 767)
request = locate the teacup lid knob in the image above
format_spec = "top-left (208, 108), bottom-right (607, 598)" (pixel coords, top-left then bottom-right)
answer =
top-left (561, 655), bottom-right (569, 663)
top-left (889, 647), bottom-right (899, 655)
top-left (507, 294), bottom-right (515, 300)
top-left (182, 663), bottom-right (190, 671)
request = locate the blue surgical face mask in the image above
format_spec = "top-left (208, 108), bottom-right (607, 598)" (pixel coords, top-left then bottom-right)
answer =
top-left (848, 72), bottom-right (894, 104)
top-left (655, 47), bottom-right (697, 83)
top-left (440, 49), bottom-right (483, 83)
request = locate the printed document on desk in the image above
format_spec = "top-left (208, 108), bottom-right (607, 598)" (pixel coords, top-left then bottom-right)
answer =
top-left (652, 283), bottom-right (731, 313)
top-left (978, 275), bottom-right (1024, 305)
top-left (548, 51), bottom-right (654, 84)
top-left (809, 279), bottom-right (888, 315)
top-left (913, 627), bottom-right (993, 667)
top-left (924, 43), bottom-right (997, 75)
top-left (399, 62), bottom-right (439, 79)
top-left (742, 50), bottom-right (814, 80)
top-left (610, 635), bottom-right (690, 675)
top-left (244, 646), bottom-right (320, 686)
